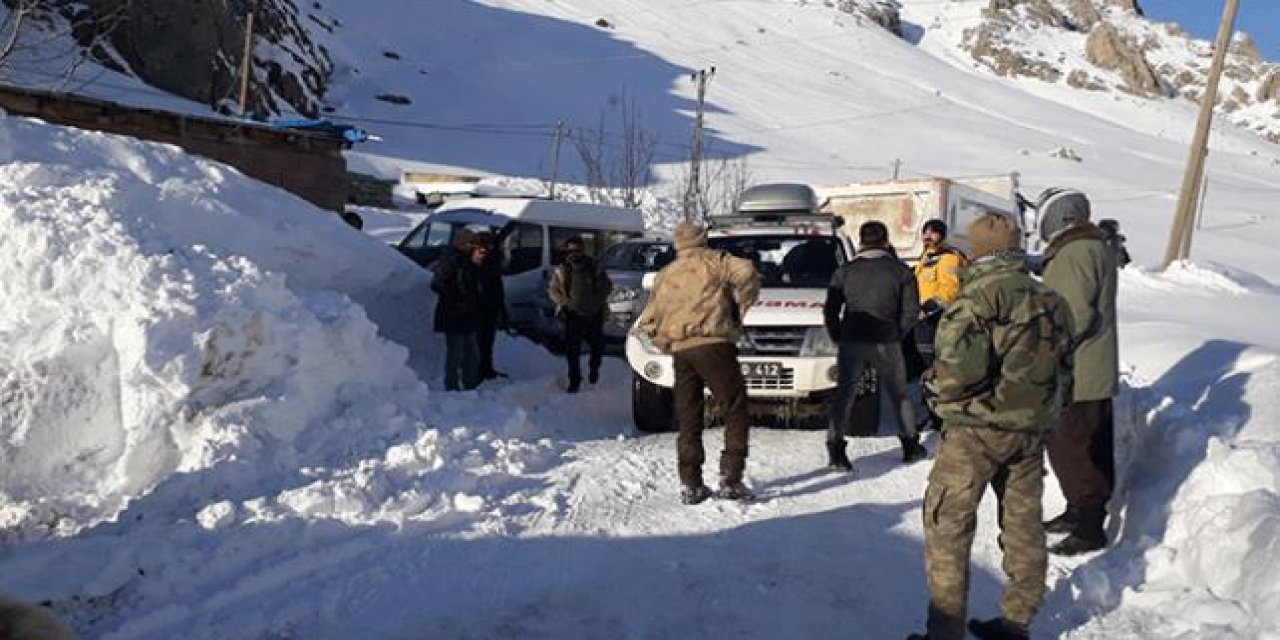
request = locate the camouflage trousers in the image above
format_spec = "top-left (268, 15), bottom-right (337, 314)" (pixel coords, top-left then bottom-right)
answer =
top-left (923, 427), bottom-right (1047, 640)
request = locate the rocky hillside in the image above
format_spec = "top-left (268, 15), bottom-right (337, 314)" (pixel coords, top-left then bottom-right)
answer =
top-left (58, 0), bottom-right (333, 117)
top-left (956, 0), bottom-right (1280, 142)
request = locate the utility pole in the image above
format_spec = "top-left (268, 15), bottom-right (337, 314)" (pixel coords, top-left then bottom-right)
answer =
top-left (1185, 173), bottom-right (1210, 257)
top-left (548, 120), bottom-right (566, 200)
top-left (1163, 0), bottom-right (1239, 268)
top-left (892, 158), bottom-right (903, 180)
top-left (684, 67), bottom-right (715, 220)
top-left (1195, 174), bottom-right (1210, 231)
top-left (237, 4), bottom-right (256, 118)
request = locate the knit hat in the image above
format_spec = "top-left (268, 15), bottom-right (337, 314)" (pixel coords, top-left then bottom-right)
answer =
top-left (673, 222), bottom-right (708, 251)
top-left (967, 212), bottom-right (1020, 258)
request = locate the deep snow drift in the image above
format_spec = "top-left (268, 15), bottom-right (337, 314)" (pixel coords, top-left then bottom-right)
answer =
top-left (0, 114), bottom-right (442, 536)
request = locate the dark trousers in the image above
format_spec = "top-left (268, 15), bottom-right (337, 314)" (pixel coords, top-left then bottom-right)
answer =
top-left (476, 322), bottom-right (498, 377)
top-left (1046, 399), bottom-right (1115, 510)
top-left (444, 331), bottom-right (480, 391)
top-left (673, 342), bottom-right (750, 487)
top-left (829, 342), bottom-right (917, 442)
top-left (563, 311), bottom-right (604, 384)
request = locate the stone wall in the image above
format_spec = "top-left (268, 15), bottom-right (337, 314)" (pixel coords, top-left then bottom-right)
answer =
top-left (0, 85), bottom-right (347, 211)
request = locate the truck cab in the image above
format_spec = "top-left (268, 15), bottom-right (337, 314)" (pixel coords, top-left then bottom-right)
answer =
top-left (626, 184), bottom-right (878, 432)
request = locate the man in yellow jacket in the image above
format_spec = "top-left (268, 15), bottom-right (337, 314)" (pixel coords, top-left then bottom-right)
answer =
top-left (912, 219), bottom-right (968, 431)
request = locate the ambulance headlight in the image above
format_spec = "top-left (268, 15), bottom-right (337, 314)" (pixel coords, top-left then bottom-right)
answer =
top-left (800, 327), bottom-right (838, 357)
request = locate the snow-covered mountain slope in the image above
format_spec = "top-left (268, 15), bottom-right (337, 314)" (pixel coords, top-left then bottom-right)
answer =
top-left (935, 0), bottom-right (1280, 143)
top-left (6, 1), bottom-right (1279, 280)
top-left (305, 0), bottom-right (1279, 275)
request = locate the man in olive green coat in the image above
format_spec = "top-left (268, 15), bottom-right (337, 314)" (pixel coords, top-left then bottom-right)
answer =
top-left (909, 212), bottom-right (1075, 640)
top-left (1036, 188), bottom-right (1119, 556)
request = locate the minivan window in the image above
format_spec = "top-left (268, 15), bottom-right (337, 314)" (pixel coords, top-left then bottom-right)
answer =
top-left (550, 227), bottom-right (602, 264)
top-left (599, 241), bottom-right (675, 271)
top-left (504, 222), bottom-right (544, 275)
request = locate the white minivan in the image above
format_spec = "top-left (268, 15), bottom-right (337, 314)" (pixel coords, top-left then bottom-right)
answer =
top-left (395, 197), bottom-right (646, 336)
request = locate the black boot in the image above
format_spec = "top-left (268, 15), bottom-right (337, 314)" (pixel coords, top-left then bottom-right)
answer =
top-left (680, 484), bottom-right (712, 505)
top-left (1050, 505), bottom-right (1107, 556)
top-left (1044, 506), bottom-right (1081, 534)
top-left (968, 617), bottom-right (1029, 640)
top-left (715, 480), bottom-right (755, 502)
top-left (588, 369), bottom-right (600, 384)
top-left (900, 435), bottom-right (928, 463)
top-left (566, 378), bottom-right (581, 394)
top-left (905, 634), bottom-right (929, 640)
top-left (826, 440), bottom-right (853, 472)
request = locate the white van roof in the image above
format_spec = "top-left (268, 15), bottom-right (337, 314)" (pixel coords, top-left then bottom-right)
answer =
top-left (432, 197), bottom-right (645, 232)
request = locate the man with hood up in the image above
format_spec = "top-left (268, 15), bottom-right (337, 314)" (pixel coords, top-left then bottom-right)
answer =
top-left (1035, 188), bottom-right (1120, 556)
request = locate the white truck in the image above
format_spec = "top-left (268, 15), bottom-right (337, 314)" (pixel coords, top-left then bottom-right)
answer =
top-left (817, 173), bottom-right (1028, 261)
top-left (626, 184), bottom-right (878, 432)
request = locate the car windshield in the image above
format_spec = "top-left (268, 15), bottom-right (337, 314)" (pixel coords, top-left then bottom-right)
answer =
top-left (708, 234), bottom-right (842, 288)
top-left (599, 241), bottom-right (675, 271)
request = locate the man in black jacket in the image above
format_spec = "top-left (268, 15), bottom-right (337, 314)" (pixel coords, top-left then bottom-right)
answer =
top-left (472, 231), bottom-right (508, 380)
top-left (824, 221), bottom-right (925, 469)
top-left (431, 231), bottom-right (487, 391)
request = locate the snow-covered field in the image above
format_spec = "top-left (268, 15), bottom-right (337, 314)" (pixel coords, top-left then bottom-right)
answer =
top-left (1, 0), bottom-right (1279, 638)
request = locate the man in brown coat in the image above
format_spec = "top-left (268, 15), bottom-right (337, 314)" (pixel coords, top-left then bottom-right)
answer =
top-left (634, 222), bottom-right (761, 504)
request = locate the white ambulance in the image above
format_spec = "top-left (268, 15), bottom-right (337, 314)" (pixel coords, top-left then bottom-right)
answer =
top-left (626, 184), bottom-right (878, 432)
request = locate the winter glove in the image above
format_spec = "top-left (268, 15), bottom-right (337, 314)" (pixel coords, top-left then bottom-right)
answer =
top-left (922, 298), bottom-right (945, 318)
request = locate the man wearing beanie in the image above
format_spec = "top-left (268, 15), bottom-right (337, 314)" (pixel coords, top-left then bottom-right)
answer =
top-left (909, 212), bottom-right (1074, 640)
top-left (634, 222), bottom-right (761, 504)
top-left (1035, 189), bottom-right (1120, 556)
top-left (824, 220), bottom-right (924, 470)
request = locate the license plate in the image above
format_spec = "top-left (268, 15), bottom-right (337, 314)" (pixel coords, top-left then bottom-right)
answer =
top-left (741, 361), bottom-right (784, 379)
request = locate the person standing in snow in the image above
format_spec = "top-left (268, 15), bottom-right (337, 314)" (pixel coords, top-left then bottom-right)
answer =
top-left (909, 212), bottom-right (1075, 640)
top-left (912, 219), bottom-right (969, 431)
top-left (472, 231), bottom-right (509, 381)
top-left (1036, 189), bottom-right (1120, 556)
top-left (823, 220), bottom-right (925, 471)
top-left (431, 230), bottom-right (488, 391)
top-left (548, 236), bottom-right (612, 394)
top-left (633, 222), bottom-right (760, 504)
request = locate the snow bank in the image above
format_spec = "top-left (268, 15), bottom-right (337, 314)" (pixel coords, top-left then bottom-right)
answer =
top-left (0, 116), bottom-right (434, 535)
top-left (1055, 345), bottom-right (1280, 639)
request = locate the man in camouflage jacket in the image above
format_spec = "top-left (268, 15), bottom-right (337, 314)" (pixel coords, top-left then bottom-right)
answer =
top-left (909, 212), bottom-right (1075, 640)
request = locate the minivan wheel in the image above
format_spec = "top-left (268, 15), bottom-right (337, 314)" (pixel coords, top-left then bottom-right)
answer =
top-left (633, 375), bottom-right (677, 433)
